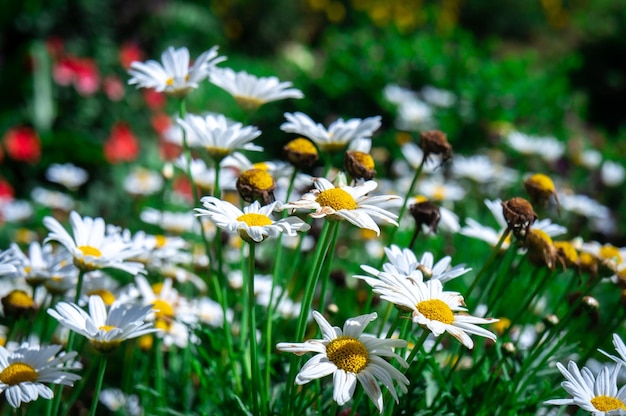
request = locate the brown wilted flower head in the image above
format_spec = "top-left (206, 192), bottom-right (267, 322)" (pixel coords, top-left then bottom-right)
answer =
top-left (236, 168), bottom-right (276, 205)
top-left (283, 137), bottom-right (318, 170)
top-left (419, 130), bottom-right (452, 166)
top-left (344, 150), bottom-right (376, 180)
top-left (501, 197), bottom-right (537, 240)
top-left (408, 196), bottom-right (441, 248)
top-left (523, 228), bottom-right (564, 270)
top-left (1, 289), bottom-right (36, 319)
top-left (524, 173), bottom-right (560, 214)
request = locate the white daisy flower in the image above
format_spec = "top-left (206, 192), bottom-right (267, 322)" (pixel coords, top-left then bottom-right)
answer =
top-left (282, 177), bottom-right (399, 236)
top-left (209, 67), bottom-right (303, 110)
top-left (504, 130), bottom-right (565, 162)
top-left (99, 388), bottom-right (143, 416)
top-left (544, 361), bottom-right (626, 415)
top-left (280, 112), bottom-right (382, 153)
top-left (43, 211), bottom-right (146, 274)
top-left (276, 311), bottom-right (409, 413)
top-left (0, 343), bottom-right (81, 408)
top-left (359, 245), bottom-right (471, 285)
top-left (0, 200), bottom-right (34, 223)
top-left (451, 154), bottom-right (498, 184)
top-left (123, 167), bottom-right (164, 196)
top-left (45, 163), bottom-right (89, 189)
top-left (416, 176), bottom-right (466, 202)
top-left (178, 113), bottom-right (262, 162)
top-left (48, 295), bottom-right (159, 353)
top-left (559, 193), bottom-right (612, 221)
top-left (173, 155), bottom-right (239, 192)
top-left (420, 85), bottom-right (456, 108)
top-left (195, 197), bottom-right (310, 243)
top-left (373, 278), bottom-right (497, 349)
top-left (31, 187), bottom-right (75, 211)
top-left (0, 245), bottom-right (21, 277)
top-left (601, 160), bottom-right (626, 187)
top-left (600, 334), bottom-right (626, 368)
top-left (12, 241), bottom-right (76, 288)
top-left (128, 45), bottom-right (226, 97)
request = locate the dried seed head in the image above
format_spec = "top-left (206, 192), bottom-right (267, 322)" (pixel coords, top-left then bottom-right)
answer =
top-left (236, 168), bottom-right (276, 204)
top-left (524, 229), bottom-right (563, 270)
top-left (344, 150), bottom-right (376, 180)
top-left (409, 199), bottom-right (441, 235)
top-left (419, 130), bottom-right (452, 165)
top-left (283, 137), bottom-right (319, 169)
top-left (501, 197), bottom-right (537, 239)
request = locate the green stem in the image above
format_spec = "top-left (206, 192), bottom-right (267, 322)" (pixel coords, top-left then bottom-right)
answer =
top-left (88, 355), bottom-right (108, 416)
top-left (286, 221), bottom-right (337, 415)
top-left (316, 221), bottom-right (341, 312)
top-left (154, 337), bottom-right (166, 414)
top-left (246, 243), bottom-right (264, 415)
top-left (465, 228), bottom-right (511, 299)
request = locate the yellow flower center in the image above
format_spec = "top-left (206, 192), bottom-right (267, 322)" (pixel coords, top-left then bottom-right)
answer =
top-left (579, 252), bottom-right (596, 268)
top-left (527, 173), bottom-right (555, 192)
top-left (98, 325), bottom-right (117, 332)
top-left (432, 185), bottom-right (446, 201)
top-left (205, 146), bottom-right (232, 161)
top-left (239, 169), bottom-right (274, 191)
top-left (23, 266), bottom-right (32, 274)
top-left (414, 195), bottom-right (429, 204)
top-left (155, 235), bottom-right (167, 248)
top-left (285, 138), bottom-right (318, 155)
top-left (4, 290), bottom-right (34, 309)
top-left (166, 78), bottom-right (174, 86)
top-left (252, 162), bottom-right (270, 171)
top-left (237, 213), bottom-right (273, 227)
top-left (153, 299), bottom-right (174, 319)
top-left (351, 151), bottom-right (375, 170)
top-left (599, 245), bottom-right (622, 264)
top-left (235, 95), bottom-right (266, 111)
top-left (319, 141), bottom-right (348, 154)
top-left (416, 299), bottom-right (455, 324)
top-left (553, 241), bottom-right (579, 264)
top-left (326, 336), bottom-right (369, 373)
top-left (591, 395), bottom-right (626, 411)
top-left (78, 245), bottom-right (102, 257)
top-left (492, 317), bottom-right (511, 335)
top-left (88, 289), bottom-right (116, 306)
top-left (151, 282), bottom-right (163, 295)
top-left (395, 132), bottom-right (412, 145)
top-left (0, 362), bottom-right (38, 385)
top-left (316, 188), bottom-right (357, 211)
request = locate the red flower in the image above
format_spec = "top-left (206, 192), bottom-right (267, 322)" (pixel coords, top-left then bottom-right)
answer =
top-left (3, 126), bottom-right (41, 163)
top-left (104, 122), bottom-right (140, 164)
top-left (151, 112), bottom-right (171, 135)
top-left (52, 55), bottom-right (100, 95)
top-left (119, 42), bottom-right (144, 69)
top-left (52, 56), bottom-right (76, 86)
top-left (103, 75), bottom-right (125, 101)
top-left (0, 178), bottom-right (14, 201)
top-left (143, 89), bottom-right (167, 111)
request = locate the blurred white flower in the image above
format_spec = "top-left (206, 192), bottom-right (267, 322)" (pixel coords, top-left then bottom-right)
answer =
top-left (601, 160), bottom-right (626, 187)
top-left (45, 163), bottom-right (88, 189)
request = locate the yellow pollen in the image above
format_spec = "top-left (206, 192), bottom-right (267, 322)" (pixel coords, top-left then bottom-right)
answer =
top-left (0, 362), bottom-right (38, 385)
top-left (492, 317), bottom-right (511, 335)
top-left (554, 241), bottom-right (579, 264)
top-left (351, 151), bottom-right (375, 170)
top-left (4, 290), bottom-right (34, 309)
top-left (326, 336), bottom-right (369, 373)
top-left (88, 289), bottom-right (116, 306)
top-left (599, 245), bottom-right (622, 264)
top-left (591, 395), bottom-right (626, 411)
top-left (237, 213), bottom-right (273, 227)
top-left (316, 188), bottom-right (357, 211)
top-left (579, 252), bottom-right (596, 267)
top-left (530, 229), bottom-right (553, 246)
top-left (416, 299), bottom-right (455, 324)
top-left (98, 325), bottom-right (117, 332)
top-left (432, 185), bottom-right (446, 201)
top-left (23, 266), bottom-right (32, 274)
top-left (527, 173), bottom-right (555, 192)
top-left (138, 334), bottom-right (153, 351)
top-left (414, 195), bottom-right (429, 204)
top-left (155, 235), bottom-right (167, 248)
top-left (285, 138), bottom-right (318, 155)
top-left (252, 162), bottom-right (270, 171)
top-left (151, 282), bottom-right (163, 295)
top-left (239, 169), bottom-right (274, 190)
top-left (155, 318), bottom-right (172, 331)
top-left (166, 78), bottom-right (174, 86)
top-left (78, 245), bottom-right (102, 257)
top-left (153, 299), bottom-right (174, 319)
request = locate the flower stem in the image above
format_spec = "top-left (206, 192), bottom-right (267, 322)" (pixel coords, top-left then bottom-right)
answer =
top-left (245, 242), bottom-right (265, 414)
top-left (154, 336), bottom-right (166, 414)
top-left (465, 227), bottom-right (511, 299)
top-left (88, 355), bottom-right (108, 416)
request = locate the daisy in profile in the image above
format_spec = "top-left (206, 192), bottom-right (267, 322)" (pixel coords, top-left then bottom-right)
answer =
top-left (48, 295), bottom-right (159, 353)
top-left (600, 334), bottom-right (626, 367)
top-left (178, 113), bottom-right (262, 162)
top-left (374, 278), bottom-right (497, 349)
top-left (280, 112), bottom-right (382, 154)
top-left (277, 311), bottom-right (409, 413)
top-left (45, 163), bottom-right (89, 190)
top-left (545, 361), bottom-right (626, 414)
top-left (128, 45), bottom-right (226, 97)
top-left (195, 197), bottom-right (310, 243)
top-left (43, 211), bottom-right (146, 274)
top-left (31, 187), bottom-right (75, 211)
top-left (209, 67), bottom-right (303, 110)
top-left (504, 130), bottom-right (565, 163)
top-left (0, 343), bottom-right (81, 408)
top-left (281, 177), bottom-right (400, 236)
